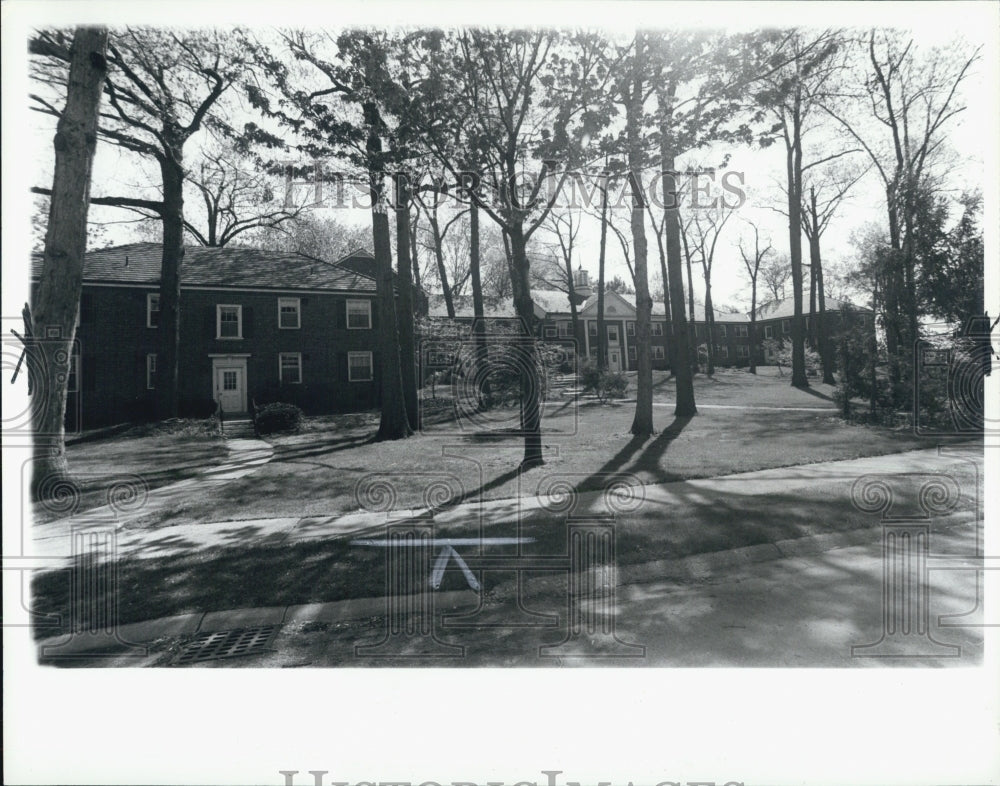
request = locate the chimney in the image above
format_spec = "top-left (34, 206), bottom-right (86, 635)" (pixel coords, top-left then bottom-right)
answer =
top-left (572, 265), bottom-right (592, 304)
top-left (124, 255), bottom-right (129, 268)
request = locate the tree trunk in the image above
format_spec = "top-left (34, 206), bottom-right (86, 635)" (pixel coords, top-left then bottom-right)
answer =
top-left (808, 237), bottom-right (817, 349)
top-left (469, 201), bottom-right (491, 409)
top-left (157, 152), bottom-right (185, 419)
top-left (786, 109), bottom-right (808, 389)
top-left (661, 175), bottom-right (696, 414)
top-left (374, 203), bottom-right (412, 441)
top-left (626, 35), bottom-right (654, 438)
top-left (815, 236), bottom-right (834, 385)
top-left (508, 224), bottom-right (543, 467)
top-left (394, 175), bottom-right (419, 430)
top-left (704, 288), bottom-right (716, 376)
top-left (31, 27), bottom-right (108, 498)
top-left (681, 219), bottom-right (699, 374)
top-left (654, 225), bottom-right (674, 375)
top-left (430, 205), bottom-right (455, 319)
top-left (409, 211), bottom-right (422, 293)
top-left (563, 253), bottom-right (580, 367)
top-left (596, 172), bottom-right (609, 370)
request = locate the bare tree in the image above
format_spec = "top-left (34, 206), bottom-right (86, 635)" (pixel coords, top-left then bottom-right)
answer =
top-left (753, 29), bottom-right (846, 388)
top-left (761, 251), bottom-right (791, 302)
top-left (28, 27), bottom-right (108, 497)
top-left (686, 203), bottom-right (734, 375)
top-left (738, 219), bottom-right (774, 374)
top-left (821, 30), bottom-right (980, 399)
top-left (31, 28), bottom-right (261, 418)
top-left (801, 161), bottom-right (869, 383)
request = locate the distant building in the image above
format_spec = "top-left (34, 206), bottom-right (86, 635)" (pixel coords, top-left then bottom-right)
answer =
top-left (427, 270), bottom-right (874, 373)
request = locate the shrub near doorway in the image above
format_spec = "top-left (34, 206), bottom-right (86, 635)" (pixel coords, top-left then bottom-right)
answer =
top-left (255, 403), bottom-right (303, 435)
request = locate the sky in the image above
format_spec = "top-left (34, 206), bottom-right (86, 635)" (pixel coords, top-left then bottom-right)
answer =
top-left (20, 16), bottom-right (992, 319)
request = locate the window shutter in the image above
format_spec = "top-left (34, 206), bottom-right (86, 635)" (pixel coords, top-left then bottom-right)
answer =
top-left (204, 307), bottom-right (215, 339)
top-left (335, 300), bottom-right (346, 330)
top-left (370, 298), bottom-right (379, 330)
top-left (243, 307), bottom-right (254, 338)
top-left (338, 352), bottom-right (348, 382)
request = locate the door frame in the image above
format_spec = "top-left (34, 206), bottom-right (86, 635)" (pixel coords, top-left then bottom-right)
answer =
top-left (210, 354), bottom-right (250, 414)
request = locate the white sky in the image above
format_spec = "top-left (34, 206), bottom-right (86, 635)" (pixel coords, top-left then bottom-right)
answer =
top-left (21, 13), bottom-right (992, 316)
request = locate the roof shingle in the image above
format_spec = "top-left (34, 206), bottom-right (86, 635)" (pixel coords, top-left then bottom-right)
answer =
top-left (30, 242), bottom-right (377, 293)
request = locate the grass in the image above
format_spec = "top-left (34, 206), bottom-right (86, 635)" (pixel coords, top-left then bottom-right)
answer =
top-left (33, 418), bottom-right (226, 524)
top-left (122, 367), bottom-right (958, 527)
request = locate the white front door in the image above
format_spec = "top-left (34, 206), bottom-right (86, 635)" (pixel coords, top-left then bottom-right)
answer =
top-left (214, 365), bottom-right (246, 414)
top-left (609, 351), bottom-right (621, 373)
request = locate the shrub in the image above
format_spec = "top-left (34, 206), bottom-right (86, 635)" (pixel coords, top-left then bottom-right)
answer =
top-left (580, 361), bottom-right (629, 403)
top-left (254, 402), bottom-right (303, 435)
top-left (598, 371), bottom-right (629, 403)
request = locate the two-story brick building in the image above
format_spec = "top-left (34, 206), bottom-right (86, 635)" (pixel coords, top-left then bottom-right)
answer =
top-left (427, 266), bottom-right (874, 373)
top-left (31, 243), bottom-right (387, 428)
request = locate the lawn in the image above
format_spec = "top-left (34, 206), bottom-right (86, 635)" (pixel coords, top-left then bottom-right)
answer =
top-left (32, 419), bottom-right (227, 524)
top-left (120, 367), bottom-right (957, 528)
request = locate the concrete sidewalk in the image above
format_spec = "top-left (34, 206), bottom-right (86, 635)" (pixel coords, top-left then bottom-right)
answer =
top-left (30, 444), bottom-right (984, 663)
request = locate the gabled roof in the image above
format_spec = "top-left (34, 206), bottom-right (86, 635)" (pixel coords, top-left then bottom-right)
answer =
top-left (529, 289), bottom-right (577, 315)
top-left (426, 294), bottom-right (520, 319)
top-left (753, 297), bottom-right (872, 321)
top-left (331, 247), bottom-right (379, 279)
top-left (30, 242), bottom-right (377, 293)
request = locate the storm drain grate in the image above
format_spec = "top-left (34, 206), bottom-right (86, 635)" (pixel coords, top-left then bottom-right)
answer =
top-left (174, 625), bottom-right (279, 664)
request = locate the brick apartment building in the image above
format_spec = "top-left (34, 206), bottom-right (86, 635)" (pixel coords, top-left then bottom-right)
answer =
top-left (428, 267), bottom-right (874, 373)
top-left (31, 243), bottom-right (387, 428)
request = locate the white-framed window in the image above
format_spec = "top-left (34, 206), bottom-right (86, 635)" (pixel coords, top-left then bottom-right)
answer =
top-left (67, 355), bottom-right (79, 392)
top-left (146, 353), bottom-right (157, 389)
top-left (589, 321), bottom-right (597, 337)
top-left (765, 324), bottom-right (774, 339)
top-left (607, 325), bottom-right (619, 343)
top-left (782, 319), bottom-right (790, 334)
top-left (628, 346), bottom-right (636, 360)
top-left (347, 299), bottom-right (372, 329)
top-left (734, 324), bottom-right (748, 337)
top-left (544, 325), bottom-right (557, 338)
top-left (557, 321), bottom-right (571, 338)
top-left (718, 324), bottom-right (727, 338)
top-left (716, 344), bottom-right (729, 359)
top-left (279, 352), bottom-right (302, 384)
top-left (627, 321), bottom-right (635, 336)
top-left (147, 293), bottom-right (160, 328)
top-left (217, 304), bottom-right (242, 339)
top-left (736, 345), bottom-right (749, 358)
top-left (348, 351), bottom-right (373, 382)
top-left (653, 346), bottom-right (665, 359)
top-left (652, 322), bottom-right (663, 336)
top-left (278, 297), bottom-right (301, 329)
